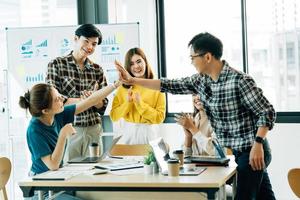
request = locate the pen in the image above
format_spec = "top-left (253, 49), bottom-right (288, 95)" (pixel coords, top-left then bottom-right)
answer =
top-left (109, 156), bottom-right (123, 159)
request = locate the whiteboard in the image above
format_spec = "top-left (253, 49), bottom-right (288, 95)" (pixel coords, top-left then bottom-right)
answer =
top-left (6, 23), bottom-right (140, 90)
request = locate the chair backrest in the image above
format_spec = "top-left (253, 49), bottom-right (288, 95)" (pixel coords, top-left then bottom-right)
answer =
top-left (110, 144), bottom-right (151, 156)
top-left (0, 157), bottom-right (12, 200)
top-left (288, 168), bottom-right (300, 198)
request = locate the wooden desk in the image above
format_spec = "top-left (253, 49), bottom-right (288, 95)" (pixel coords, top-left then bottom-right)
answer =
top-left (19, 163), bottom-right (236, 200)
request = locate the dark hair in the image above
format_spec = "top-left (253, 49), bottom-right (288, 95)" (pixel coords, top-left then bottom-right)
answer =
top-left (75, 24), bottom-right (102, 45)
top-left (188, 32), bottom-right (223, 60)
top-left (123, 47), bottom-right (154, 88)
top-left (19, 83), bottom-right (53, 117)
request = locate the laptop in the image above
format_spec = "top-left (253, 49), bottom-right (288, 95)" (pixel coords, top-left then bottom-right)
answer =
top-left (184, 139), bottom-right (230, 166)
top-left (68, 135), bottom-right (122, 164)
top-left (149, 137), bottom-right (206, 176)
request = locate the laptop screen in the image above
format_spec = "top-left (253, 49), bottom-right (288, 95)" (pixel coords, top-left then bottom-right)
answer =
top-left (149, 137), bottom-right (170, 173)
top-left (68, 135), bottom-right (122, 164)
top-left (212, 139), bottom-right (226, 158)
top-left (101, 135), bottom-right (122, 159)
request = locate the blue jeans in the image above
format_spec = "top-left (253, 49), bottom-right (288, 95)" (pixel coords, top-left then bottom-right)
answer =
top-left (23, 190), bottom-right (82, 200)
top-left (232, 140), bottom-right (276, 200)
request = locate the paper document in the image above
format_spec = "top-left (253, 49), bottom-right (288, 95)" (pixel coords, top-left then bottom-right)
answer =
top-left (32, 170), bottom-right (82, 181)
top-left (61, 164), bottom-right (94, 171)
top-left (95, 160), bottom-right (144, 171)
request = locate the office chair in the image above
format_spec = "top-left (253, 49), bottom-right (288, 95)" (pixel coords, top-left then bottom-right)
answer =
top-left (288, 168), bottom-right (300, 198)
top-left (110, 144), bottom-right (151, 156)
top-left (0, 157), bottom-right (12, 200)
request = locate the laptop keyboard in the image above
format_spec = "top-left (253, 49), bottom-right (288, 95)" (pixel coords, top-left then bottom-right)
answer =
top-left (185, 156), bottom-right (230, 165)
top-left (190, 156), bottom-right (224, 161)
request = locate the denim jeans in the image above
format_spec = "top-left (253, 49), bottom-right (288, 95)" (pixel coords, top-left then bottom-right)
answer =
top-left (23, 191), bottom-right (82, 200)
top-left (232, 139), bottom-right (276, 200)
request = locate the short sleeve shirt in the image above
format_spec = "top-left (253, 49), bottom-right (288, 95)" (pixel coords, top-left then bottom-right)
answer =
top-left (27, 105), bottom-right (76, 174)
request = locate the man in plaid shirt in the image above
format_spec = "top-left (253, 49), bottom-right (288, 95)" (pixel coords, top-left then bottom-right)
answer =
top-left (115, 32), bottom-right (276, 199)
top-left (46, 24), bottom-right (108, 162)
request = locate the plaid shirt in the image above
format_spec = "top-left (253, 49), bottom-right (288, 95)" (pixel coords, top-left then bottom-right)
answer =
top-left (46, 52), bottom-right (108, 127)
top-left (161, 61), bottom-right (276, 151)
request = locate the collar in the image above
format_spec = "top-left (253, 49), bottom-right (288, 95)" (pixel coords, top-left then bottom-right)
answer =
top-left (206, 60), bottom-right (229, 84)
top-left (216, 60), bottom-right (229, 83)
top-left (67, 51), bottom-right (93, 70)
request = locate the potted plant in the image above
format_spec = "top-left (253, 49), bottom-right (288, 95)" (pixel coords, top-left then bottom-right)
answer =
top-left (144, 151), bottom-right (157, 174)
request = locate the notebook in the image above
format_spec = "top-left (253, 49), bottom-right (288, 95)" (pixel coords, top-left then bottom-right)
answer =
top-left (95, 160), bottom-right (144, 171)
top-left (184, 139), bottom-right (230, 166)
top-left (32, 170), bottom-right (81, 181)
top-left (68, 135), bottom-right (122, 164)
top-left (149, 137), bottom-right (206, 176)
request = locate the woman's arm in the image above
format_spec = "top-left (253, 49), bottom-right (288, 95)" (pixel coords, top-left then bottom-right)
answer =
top-left (176, 113), bottom-right (215, 156)
top-left (41, 124), bottom-right (75, 170)
top-left (193, 132), bottom-right (215, 156)
top-left (75, 81), bottom-right (121, 115)
top-left (184, 128), bottom-right (193, 148)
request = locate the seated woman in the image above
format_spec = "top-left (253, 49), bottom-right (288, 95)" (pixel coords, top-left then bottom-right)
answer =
top-left (19, 82), bottom-right (120, 175)
top-left (175, 94), bottom-right (216, 156)
top-left (110, 47), bottom-right (166, 144)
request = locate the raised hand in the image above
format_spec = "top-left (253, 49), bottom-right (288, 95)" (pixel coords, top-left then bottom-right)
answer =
top-left (80, 82), bottom-right (98, 100)
top-left (174, 113), bottom-right (198, 134)
top-left (114, 60), bottom-right (134, 84)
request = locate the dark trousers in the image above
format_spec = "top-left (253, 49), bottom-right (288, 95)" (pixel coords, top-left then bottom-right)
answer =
top-left (232, 140), bottom-right (276, 200)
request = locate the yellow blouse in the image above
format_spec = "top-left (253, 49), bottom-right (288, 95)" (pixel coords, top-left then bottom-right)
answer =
top-left (110, 85), bottom-right (166, 124)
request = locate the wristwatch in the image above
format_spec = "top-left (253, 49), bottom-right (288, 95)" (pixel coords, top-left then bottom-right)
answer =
top-left (255, 136), bottom-right (264, 144)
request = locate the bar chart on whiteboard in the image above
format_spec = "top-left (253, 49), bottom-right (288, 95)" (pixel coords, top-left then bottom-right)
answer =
top-left (6, 23), bottom-right (140, 90)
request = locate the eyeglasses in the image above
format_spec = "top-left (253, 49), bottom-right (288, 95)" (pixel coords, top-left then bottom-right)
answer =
top-left (190, 52), bottom-right (207, 61)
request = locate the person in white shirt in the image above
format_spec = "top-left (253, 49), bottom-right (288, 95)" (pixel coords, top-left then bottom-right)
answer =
top-left (175, 94), bottom-right (216, 156)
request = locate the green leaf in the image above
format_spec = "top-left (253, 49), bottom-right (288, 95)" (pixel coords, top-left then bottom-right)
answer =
top-left (144, 150), bottom-right (156, 165)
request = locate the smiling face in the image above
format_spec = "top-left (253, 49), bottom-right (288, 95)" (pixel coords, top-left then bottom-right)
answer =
top-left (73, 35), bottom-right (98, 59)
top-left (190, 48), bottom-right (208, 73)
top-left (48, 87), bottom-right (65, 115)
top-left (129, 54), bottom-right (147, 78)
top-left (124, 48), bottom-right (154, 81)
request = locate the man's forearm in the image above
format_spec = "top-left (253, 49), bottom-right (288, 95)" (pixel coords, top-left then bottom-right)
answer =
top-left (133, 78), bottom-right (161, 91)
top-left (256, 126), bottom-right (269, 138)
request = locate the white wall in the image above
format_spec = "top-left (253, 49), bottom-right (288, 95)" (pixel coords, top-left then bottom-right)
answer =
top-left (108, 0), bottom-right (158, 76)
top-left (159, 123), bottom-right (300, 200)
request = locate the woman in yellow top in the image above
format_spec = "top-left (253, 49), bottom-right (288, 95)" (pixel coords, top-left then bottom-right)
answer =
top-left (110, 47), bottom-right (166, 144)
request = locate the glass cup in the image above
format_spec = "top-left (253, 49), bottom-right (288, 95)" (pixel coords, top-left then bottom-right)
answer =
top-left (89, 142), bottom-right (99, 157)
